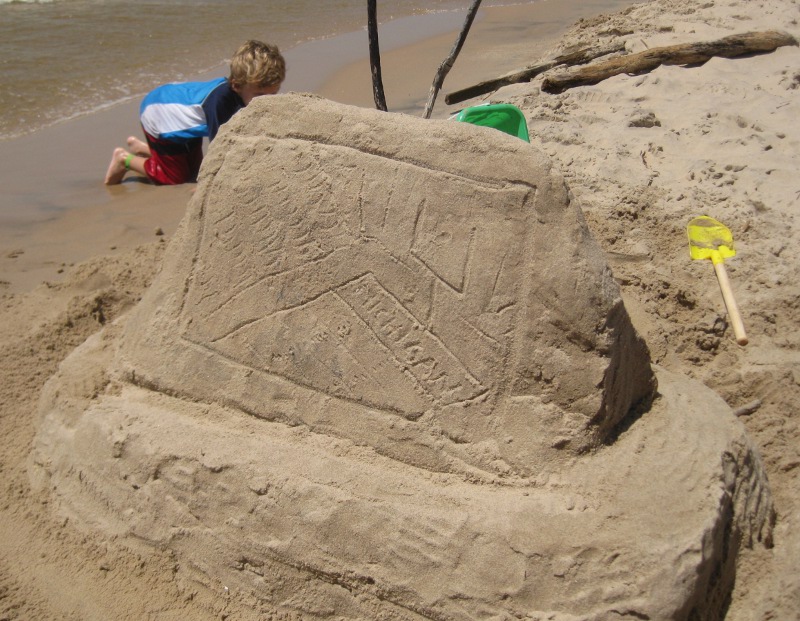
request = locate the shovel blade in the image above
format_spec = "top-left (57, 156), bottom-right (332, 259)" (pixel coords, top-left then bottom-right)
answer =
top-left (687, 215), bottom-right (736, 262)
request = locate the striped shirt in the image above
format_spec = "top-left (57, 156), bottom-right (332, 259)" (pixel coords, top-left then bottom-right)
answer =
top-left (139, 77), bottom-right (243, 143)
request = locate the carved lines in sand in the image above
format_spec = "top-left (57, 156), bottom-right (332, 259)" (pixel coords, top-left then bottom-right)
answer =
top-left (180, 141), bottom-right (527, 415)
top-left (336, 273), bottom-right (485, 406)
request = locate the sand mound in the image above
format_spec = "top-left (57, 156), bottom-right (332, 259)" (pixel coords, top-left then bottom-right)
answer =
top-left (31, 94), bottom-right (773, 618)
top-left (121, 92), bottom-right (656, 474)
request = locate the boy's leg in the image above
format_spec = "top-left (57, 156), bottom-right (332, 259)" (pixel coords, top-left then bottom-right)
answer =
top-left (126, 136), bottom-right (151, 157)
top-left (187, 138), bottom-right (204, 181)
top-left (143, 134), bottom-right (201, 185)
top-left (104, 148), bottom-right (147, 185)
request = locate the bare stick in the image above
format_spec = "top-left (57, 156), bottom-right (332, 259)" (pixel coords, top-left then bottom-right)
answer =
top-left (732, 399), bottom-right (762, 417)
top-left (445, 40), bottom-right (625, 106)
top-left (367, 0), bottom-right (388, 111)
top-left (423, 0), bottom-right (482, 119)
top-left (542, 30), bottom-right (798, 93)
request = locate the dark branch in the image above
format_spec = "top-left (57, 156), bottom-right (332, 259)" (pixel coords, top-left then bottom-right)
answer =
top-left (367, 0), bottom-right (388, 111)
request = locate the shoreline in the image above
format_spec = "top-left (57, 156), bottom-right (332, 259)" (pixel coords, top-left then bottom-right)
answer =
top-left (0, 0), bottom-right (642, 294)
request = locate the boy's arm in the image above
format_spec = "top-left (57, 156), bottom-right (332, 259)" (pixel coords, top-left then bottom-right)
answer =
top-left (203, 81), bottom-right (243, 141)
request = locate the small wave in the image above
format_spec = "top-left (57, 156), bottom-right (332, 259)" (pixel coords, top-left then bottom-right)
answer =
top-left (0, 0), bottom-right (57, 5)
top-left (0, 93), bottom-right (141, 142)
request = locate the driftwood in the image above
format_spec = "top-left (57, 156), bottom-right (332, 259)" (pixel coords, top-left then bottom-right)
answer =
top-left (444, 40), bottom-right (626, 106)
top-left (542, 30), bottom-right (798, 94)
top-left (423, 0), bottom-right (482, 119)
top-left (367, 0), bottom-right (388, 111)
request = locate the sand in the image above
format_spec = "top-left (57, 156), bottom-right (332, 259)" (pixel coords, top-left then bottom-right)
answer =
top-left (1, 0), bottom-right (799, 618)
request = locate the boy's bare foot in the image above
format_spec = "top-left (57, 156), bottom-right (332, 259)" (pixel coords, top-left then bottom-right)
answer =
top-left (126, 136), bottom-right (150, 157)
top-left (104, 148), bottom-right (129, 185)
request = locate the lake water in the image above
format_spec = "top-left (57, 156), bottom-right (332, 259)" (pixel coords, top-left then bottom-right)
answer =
top-left (0, 0), bottom-right (526, 140)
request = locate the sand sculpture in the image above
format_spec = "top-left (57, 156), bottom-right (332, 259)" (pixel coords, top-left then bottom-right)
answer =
top-left (31, 94), bottom-right (774, 619)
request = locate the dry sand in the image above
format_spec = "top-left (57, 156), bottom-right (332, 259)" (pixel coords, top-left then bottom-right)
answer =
top-left (1, 0), bottom-right (799, 618)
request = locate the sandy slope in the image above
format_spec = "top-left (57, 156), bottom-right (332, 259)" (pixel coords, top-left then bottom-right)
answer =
top-left (0, 0), bottom-right (798, 618)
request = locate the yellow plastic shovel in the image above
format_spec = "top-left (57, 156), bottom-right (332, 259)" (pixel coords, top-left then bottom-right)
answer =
top-left (687, 216), bottom-right (748, 345)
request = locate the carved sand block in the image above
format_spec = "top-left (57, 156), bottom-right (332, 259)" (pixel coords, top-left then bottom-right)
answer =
top-left (31, 94), bottom-right (774, 619)
top-left (119, 93), bottom-right (655, 477)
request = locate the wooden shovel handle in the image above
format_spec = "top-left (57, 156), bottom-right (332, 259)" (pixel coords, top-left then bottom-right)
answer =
top-left (713, 261), bottom-right (748, 345)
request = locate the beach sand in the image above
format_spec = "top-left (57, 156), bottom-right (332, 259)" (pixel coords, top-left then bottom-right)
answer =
top-left (1, 0), bottom-right (799, 618)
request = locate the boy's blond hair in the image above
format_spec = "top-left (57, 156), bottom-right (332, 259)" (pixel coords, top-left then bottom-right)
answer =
top-left (229, 40), bottom-right (286, 89)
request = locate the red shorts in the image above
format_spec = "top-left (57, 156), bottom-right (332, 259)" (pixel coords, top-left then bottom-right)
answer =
top-left (143, 130), bottom-right (204, 185)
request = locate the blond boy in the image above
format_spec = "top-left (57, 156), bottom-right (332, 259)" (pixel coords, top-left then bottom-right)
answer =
top-left (105, 40), bottom-right (285, 185)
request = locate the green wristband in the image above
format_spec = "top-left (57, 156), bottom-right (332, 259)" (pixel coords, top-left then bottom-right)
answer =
top-left (124, 153), bottom-right (135, 170)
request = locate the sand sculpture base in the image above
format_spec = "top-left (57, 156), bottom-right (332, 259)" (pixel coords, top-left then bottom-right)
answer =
top-left (31, 330), bottom-right (772, 619)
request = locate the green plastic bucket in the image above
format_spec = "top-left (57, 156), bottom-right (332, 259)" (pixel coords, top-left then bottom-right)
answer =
top-left (453, 103), bottom-right (530, 142)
